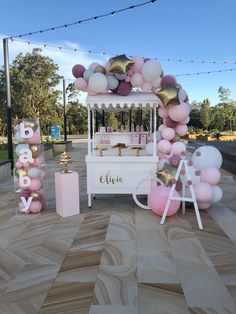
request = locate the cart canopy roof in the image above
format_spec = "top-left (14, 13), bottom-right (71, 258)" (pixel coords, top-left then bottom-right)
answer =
top-left (86, 92), bottom-right (160, 111)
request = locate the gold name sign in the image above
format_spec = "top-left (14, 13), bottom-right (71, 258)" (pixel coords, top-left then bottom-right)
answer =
top-left (100, 171), bottom-right (124, 185)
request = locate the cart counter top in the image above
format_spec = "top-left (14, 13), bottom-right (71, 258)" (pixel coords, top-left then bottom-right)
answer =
top-left (86, 155), bottom-right (159, 163)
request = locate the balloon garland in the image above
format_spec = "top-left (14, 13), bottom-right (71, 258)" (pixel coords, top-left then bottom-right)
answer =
top-left (72, 54), bottom-right (223, 215)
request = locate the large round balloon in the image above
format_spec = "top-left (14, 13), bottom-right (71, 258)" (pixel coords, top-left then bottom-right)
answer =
top-left (88, 73), bottom-right (108, 93)
top-left (72, 64), bottom-right (86, 78)
top-left (148, 186), bottom-right (180, 216)
top-left (211, 185), bottom-right (223, 203)
top-left (192, 146), bottom-right (223, 170)
top-left (200, 167), bottom-right (221, 185)
top-left (117, 81), bottom-right (132, 96)
top-left (194, 182), bottom-right (213, 202)
top-left (141, 60), bottom-right (162, 82)
top-left (107, 75), bottom-right (119, 90)
top-left (168, 103), bottom-right (190, 122)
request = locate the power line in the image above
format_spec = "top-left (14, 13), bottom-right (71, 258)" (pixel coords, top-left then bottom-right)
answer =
top-left (11, 39), bottom-right (236, 65)
top-left (7, 0), bottom-right (156, 39)
top-left (175, 68), bottom-right (236, 77)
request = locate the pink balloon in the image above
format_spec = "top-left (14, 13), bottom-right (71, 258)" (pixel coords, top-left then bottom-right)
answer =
top-left (180, 117), bottom-right (190, 125)
top-left (15, 161), bottom-right (23, 169)
top-left (157, 139), bottom-right (171, 153)
top-left (148, 186), bottom-right (180, 216)
top-left (175, 124), bottom-right (188, 136)
top-left (165, 116), bottom-right (179, 128)
top-left (29, 200), bottom-right (42, 213)
top-left (29, 178), bottom-right (41, 191)
top-left (131, 55), bottom-right (144, 73)
top-left (161, 75), bottom-right (177, 88)
top-left (162, 127), bottom-right (175, 141)
top-left (200, 167), bottom-right (221, 185)
top-left (25, 132), bottom-right (40, 144)
top-left (158, 124), bottom-right (166, 132)
top-left (171, 141), bottom-right (186, 155)
top-left (74, 78), bottom-right (88, 91)
top-left (105, 61), bottom-right (111, 73)
top-left (169, 154), bottom-right (181, 167)
top-left (20, 188), bottom-right (31, 198)
top-left (125, 76), bottom-right (131, 83)
top-left (117, 81), bottom-right (132, 96)
top-left (198, 202), bottom-right (211, 210)
top-left (22, 162), bottom-right (29, 168)
top-left (140, 81), bottom-right (152, 92)
top-left (158, 107), bottom-right (168, 119)
top-left (130, 73), bottom-right (144, 87)
top-left (31, 155), bottom-right (43, 167)
top-left (87, 85), bottom-right (97, 96)
top-left (127, 69), bottom-right (133, 76)
top-left (194, 182), bottom-right (213, 202)
top-left (72, 64), bottom-right (86, 78)
top-left (168, 103), bottom-right (190, 122)
top-left (89, 62), bottom-right (100, 72)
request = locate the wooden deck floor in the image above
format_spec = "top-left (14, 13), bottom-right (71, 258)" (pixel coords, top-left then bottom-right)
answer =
top-left (0, 144), bottom-right (236, 314)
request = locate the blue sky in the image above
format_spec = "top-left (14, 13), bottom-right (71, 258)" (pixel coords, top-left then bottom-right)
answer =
top-left (0, 0), bottom-right (236, 105)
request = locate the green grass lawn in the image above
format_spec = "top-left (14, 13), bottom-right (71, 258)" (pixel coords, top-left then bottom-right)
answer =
top-left (0, 150), bottom-right (8, 160)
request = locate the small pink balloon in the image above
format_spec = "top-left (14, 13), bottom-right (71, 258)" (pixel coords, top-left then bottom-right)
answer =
top-left (74, 77), bottom-right (88, 91)
top-left (31, 155), bottom-right (43, 167)
top-left (125, 76), bottom-right (131, 83)
top-left (157, 139), bottom-right (171, 153)
top-left (22, 162), bottom-right (29, 168)
top-left (198, 202), bottom-right (211, 210)
top-left (72, 64), bottom-right (86, 78)
top-left (161, 75), bottom-right (177, 88)
top-left (29, 178), bottom-right (41, 191)
top-left (169, 154), bottom-right (181, 167)
top-left (194, 182), bottom-right (213, 202)
top-left (131, 55), bottom-right (144, 73)
top-left (29, 200), bottom-right (42, 213)
top-left (168, 102), bottom-right (190, 122)
top-left (26, 132), bottom-right (40, 144)
top-left (130, 73), bottom-right (144, 87)
top-left (175, 124), bottom-right (188, 136)
top-left (89, 62), bottom-right (100, 72)
top-left (162, 127), bottom-right (175, 141)
top-left (171, 142), bottom-right (186, 155)
top-left (117, 81), bottom-right (132, 96)
top-left (15, 161), bottom-right (23, 169)
top-left (127, 69), bottom-right (133, 76)
top-left (105, 61), bottom-right (111, 73)
top-left (148, 186), bottom-right (180, 216)
top-left (165, 116), bottom-right (179, 128)
top-left (200, 167), bottom-right (221, 185)
top-left (158, 107), bottom-right (168, 119)
top-left (87, 85), bottom-right (97, 96)
top-left (140, 81), bottom-right (152, 92)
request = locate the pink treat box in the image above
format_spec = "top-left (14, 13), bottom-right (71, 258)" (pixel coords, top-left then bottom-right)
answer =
top-left (132, 134), bottom-right (140, 144)
top-left (140, 133), bottom-right (147, 145)
top-left (55, 172), bottom-right (80, 217)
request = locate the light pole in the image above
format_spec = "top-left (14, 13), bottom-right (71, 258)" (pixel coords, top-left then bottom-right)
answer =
top-left (63, 78), bottom-right (67, 141)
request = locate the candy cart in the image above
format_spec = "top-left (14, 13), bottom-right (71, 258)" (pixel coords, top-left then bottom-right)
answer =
top-left (85, 92), bottom-right (161, 207)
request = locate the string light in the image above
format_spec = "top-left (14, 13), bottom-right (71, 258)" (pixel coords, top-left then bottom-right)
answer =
top-left (7, 0), bottom-right (156, 39)
top-left (11, 39), bottom-right (236, 65)
top-left (175, 68), bottom-right (236, 77)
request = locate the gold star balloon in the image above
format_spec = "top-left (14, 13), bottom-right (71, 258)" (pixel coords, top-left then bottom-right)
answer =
top-left (156, 164), bottom-right (177, 186)
top-left (156, 86), bottom-right (180, 108)
top-left (109, 54), bottom-right (134, 74)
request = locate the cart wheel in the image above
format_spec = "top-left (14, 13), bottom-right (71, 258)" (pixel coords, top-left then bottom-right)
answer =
top-left (132, 175), bottom-right (164, 210)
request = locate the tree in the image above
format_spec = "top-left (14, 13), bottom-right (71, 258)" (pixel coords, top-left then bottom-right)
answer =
top-left (200, 98), bottom-right (211, 131)
top-left (218, 86), bottom-right (231, 102)
top-left (189, 101), bottom-right (203, 129)
top-left (0, 48), bottom-right (63, 134)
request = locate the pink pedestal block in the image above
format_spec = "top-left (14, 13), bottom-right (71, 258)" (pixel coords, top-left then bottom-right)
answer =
top-left (55, 171), bottom-right (80, 217)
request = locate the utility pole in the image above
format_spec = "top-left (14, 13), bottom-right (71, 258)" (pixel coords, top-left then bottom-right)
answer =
top-left (3, 38), bottom-right (13, 170)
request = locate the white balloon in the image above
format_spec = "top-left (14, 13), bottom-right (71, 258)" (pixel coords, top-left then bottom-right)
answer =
top-left (141, 60), bottom-right (163, 82)
top-left (88, 73), bottom-right (108, 93)
top-left (152, 76), bottom-right (162, 88)
top-left (28, 167), bottom-right (41, 178)
top-left (187, 165), bottom-right (201, 185)
top-left (192, 146), bottom-right (223, 170)
top-left (115, 73), bottom-right (126, 80)
top-left (83, 69), bottom-right (93, 81)
top-left (107, 75), bottom-right (119, 90)
top-left (158, 124), bottom-right (166, 132)
top-left (151, 131), bottom-right (162, 142)
top-left (15, 131), bottom-right (25, 143)
top-left (211, 185), bottom-right (223, 203)
top-left (178, 88), bottom-right (188, 102)
top-left (15, 144), bottom-right (29, 156)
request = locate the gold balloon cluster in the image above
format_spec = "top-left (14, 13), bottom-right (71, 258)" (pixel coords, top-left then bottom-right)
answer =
top-left (58, 151), bottom-right (73, 173)
top-left (109, 54), bottom-right (134, 74)
top-left (22, 118), bottom-right (38, 132)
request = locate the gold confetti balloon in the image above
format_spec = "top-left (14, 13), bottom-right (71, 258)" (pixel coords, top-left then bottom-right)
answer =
top-left (30, 191), bottom-right (41, 201)
top-left (15, 168), bottom-right (28, 177)
top-left (94, 65), bottom-right (106, 74)
top-left (109, 54), bottom-right (134, 74)
top-left (30, 144), bottom-right (41, 158)
top-left (156, 86), bottom-right (180, 108)
top-left (22, 118), bottom-right (38, 132)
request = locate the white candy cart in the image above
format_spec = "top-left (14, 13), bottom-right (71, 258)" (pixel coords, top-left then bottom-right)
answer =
top-left (85, 92), bottom-right (161, 207)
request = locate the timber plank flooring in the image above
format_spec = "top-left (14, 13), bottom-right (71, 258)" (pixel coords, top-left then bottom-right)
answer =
top-left (0, 143), bottom-right (236, 313)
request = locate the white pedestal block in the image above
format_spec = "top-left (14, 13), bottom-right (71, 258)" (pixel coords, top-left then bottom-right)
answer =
top-left (55, 171), bottom-right (80, 217)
